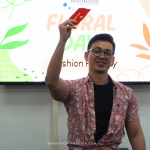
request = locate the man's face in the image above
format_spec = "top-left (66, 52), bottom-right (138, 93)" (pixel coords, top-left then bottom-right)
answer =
top-left (84, 40), bottom-right (115, 74)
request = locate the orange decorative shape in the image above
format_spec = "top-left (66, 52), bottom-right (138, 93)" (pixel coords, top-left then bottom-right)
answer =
top-left (118, 74), bottom-right (129, 82)
top-left (139, 0), bottom-right (150, 18)
top-left (136, 54), bottom-right (150, 60)
top-left (129, 44), bottom-right (149, 50)
top-left (114, 69), bottom-right (145, 82)
top-left (143, 23), bottom-right (150, 47)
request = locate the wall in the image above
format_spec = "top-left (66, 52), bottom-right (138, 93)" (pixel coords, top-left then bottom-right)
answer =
top-left (0, 85), bottom-right (52, 150)
top-left (0, 84), bottom-right (149, 150)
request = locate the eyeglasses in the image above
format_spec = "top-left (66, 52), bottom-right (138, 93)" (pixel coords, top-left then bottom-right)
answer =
top-left (88, 47), bottom-right (113, 59)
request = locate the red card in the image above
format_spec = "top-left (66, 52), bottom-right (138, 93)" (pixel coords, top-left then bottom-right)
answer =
top-left (69, 8), bottom-right (91, 25)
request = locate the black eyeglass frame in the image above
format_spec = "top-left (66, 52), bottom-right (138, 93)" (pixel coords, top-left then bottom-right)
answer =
top-left (88, 47), bottom-right (114, 59)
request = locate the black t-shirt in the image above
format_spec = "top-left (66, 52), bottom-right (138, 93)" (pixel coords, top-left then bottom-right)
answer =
top-left (94, 78), bottom-right (113, 143)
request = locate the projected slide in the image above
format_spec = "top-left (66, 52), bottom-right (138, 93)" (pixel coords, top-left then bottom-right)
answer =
top-left (0, 0), bottom-right (150, 83)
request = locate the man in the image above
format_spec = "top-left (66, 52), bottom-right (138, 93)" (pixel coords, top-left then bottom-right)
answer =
top-left (45, 19), bottom-right (146, 150)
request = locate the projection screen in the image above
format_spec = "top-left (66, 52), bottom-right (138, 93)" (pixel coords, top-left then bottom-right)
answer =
top-left (0, 0), bottom-right (150, 84)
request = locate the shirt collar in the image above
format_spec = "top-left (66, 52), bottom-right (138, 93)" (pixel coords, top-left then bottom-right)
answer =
top-left (84, 73), bottom-right (117, 90)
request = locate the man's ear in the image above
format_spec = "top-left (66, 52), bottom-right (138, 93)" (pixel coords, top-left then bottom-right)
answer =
top-left (84, 52), bottom-right (88, 62)
top-left (111, 57), bottom-right (115, 66)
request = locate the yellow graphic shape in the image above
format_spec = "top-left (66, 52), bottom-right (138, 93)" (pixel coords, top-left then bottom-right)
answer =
top-left (130, 23), bottom-right (150, 59)
top-left (139, 0), bottom-right (150, 17)
top-left (115, 65), bottom-right (150, 82)
top-left (115, 69), bottom-right (145, 82)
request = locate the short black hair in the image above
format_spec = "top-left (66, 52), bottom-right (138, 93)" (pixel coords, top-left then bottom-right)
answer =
top-left (87, 33), bottom-right (116, 55)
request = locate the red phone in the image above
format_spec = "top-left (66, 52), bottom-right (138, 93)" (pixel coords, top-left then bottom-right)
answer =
top-left (69, 8), bottom-right (91, 25)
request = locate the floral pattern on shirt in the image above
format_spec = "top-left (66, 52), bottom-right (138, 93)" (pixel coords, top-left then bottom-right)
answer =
top-left (55, 74), bottom-right (140, 150)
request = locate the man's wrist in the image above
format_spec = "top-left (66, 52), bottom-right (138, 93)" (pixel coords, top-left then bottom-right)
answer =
top-left (59, 39), bottom-right (67, 45)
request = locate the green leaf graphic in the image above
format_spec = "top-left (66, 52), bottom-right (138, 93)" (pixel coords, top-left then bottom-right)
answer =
top-left (0, 40), bottom-right (29, 49)
top-left (0, 49), bottom-right (34, 82)
top-left (0, 0), bottom-right (33, 18)
top-left (65, 37), bottom-right (73, 51)
top-left (3, 23), bottom-right (28, 42)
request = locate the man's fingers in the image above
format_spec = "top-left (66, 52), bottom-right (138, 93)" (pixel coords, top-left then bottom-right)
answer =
top-left (63, 21), bottom-right (76, 28)
top-left (67, 22), bottom-right (76, 27)
top-left (63, 26), bottom-right (77, 30)
top-left (62, 19), bottom-right (77, 26)
top-left (60, 20), bottom-right (77, 29)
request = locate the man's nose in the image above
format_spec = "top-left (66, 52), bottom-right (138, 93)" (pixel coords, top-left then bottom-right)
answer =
top-left (99, 52), bottom-right (105, 58)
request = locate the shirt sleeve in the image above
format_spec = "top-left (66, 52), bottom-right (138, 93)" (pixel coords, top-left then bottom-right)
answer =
top-left (57, 79), bottom-right (76, 105)
top-left (125, 90), bottom-right (140, 122)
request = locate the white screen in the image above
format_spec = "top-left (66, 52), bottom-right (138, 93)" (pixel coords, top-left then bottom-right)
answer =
top-left (0, 0), bottom-right (150, 83)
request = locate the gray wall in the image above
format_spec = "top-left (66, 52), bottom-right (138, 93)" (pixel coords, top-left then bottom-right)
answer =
top-left (0, 85), bottom-right (52, 150)
top-left (0, 84), bottom-right (149, 150)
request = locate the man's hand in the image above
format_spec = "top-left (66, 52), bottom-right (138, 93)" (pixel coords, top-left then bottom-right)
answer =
top-left (59, 19), bottom-right (77, 43)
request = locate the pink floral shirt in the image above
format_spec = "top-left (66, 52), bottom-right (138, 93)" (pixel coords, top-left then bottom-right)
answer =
top-left (56, 74), bottom-right (140, 150)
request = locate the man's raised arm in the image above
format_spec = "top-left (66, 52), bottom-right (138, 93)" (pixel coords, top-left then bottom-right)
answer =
top-left (45, 20), bottom-right (77, 101)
